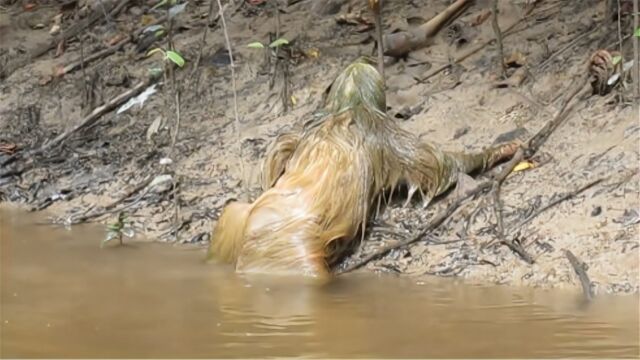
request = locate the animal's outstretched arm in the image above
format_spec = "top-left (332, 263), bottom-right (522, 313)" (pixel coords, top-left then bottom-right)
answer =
top-left (261, 132), bottom-right (301, 190)
top-left (391, 134), bottom-right (519, 207)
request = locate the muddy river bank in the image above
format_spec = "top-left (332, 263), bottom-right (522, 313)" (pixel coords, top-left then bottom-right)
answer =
top-left (1, 207), bottom-right (639, 358)
top-left (1, 0), bottom-right (639, 296)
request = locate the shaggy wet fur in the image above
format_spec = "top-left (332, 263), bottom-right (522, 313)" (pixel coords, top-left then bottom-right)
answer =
top-left (207, 57), bottom-right (518, 278)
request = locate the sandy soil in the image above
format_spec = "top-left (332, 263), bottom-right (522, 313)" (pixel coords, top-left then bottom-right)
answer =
top-left (0, 0), bottom-right (638, 295)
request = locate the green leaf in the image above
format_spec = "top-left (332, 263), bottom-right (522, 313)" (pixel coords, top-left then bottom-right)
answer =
top-left (635, 27), bottom-right (640, 38)
top-left (147, 48), bottom-right (165, 58)
top-left (247, 41), bottom-right (265, 49)
top-left (151, 0), bottom-right (168, 10)
top-left (268, 38), bottom-right (289, 48)
top-left (612, 55), bottom-right (622, 65)
top-left (166, 50), bottom-right (185, 68)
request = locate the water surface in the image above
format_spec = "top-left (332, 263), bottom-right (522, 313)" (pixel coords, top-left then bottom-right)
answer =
top-left (1, 208), bottom-right (638, 358)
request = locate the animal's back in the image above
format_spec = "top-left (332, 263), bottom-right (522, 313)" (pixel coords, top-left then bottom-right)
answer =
top-left (232, 112), bottom-right (372, 277)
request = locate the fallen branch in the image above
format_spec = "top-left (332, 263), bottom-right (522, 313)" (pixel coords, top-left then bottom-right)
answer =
top-left (490, 179), bottom-right (534, 263)
top-left (415, 17), bottom-right (525, 83)
top-left (526, 74), bottom-right (590, 156)
top-left (502, 238), bottom-right (535, 264)
top-left (67, 176), bottom-right (154, 224)
top-left (369, 0), bottom-right (385, 83)
top-left (55, 37), bottom-right (129, 77)
top-left (384, 0), bottom-right (471, 57)
top-left (1, 77), bottom-right (158, 167)
top-left (565, 249), bottom-right (594, 301)
top-left (536, 26), bottom-right (598, 73)
top-left (508, 178), bottom-right (604, 232)
top-left (215, 0), bottom-right (248, 199)
top-left (490, 0), bottom-right (506, 78)
top-left (31, 0), bottom-right (130, 59)
top-left (55, 12), bottom-right (173, 79)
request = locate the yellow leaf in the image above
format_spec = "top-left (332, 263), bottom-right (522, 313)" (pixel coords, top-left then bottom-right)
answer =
top-left (290, 95), bottom-right (297, 106)
top-left (512, 161), bottom-right (535, 173)
top-left (141, 15), bottom-right (156, 26)
top-left (305, 48), bottom-right (319, 58)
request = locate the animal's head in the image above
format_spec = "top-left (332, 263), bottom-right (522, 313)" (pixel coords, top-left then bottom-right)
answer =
top-left (324, 56), bottom-right (386, 114)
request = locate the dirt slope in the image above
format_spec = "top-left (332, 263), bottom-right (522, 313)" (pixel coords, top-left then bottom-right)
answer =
top-left (1, 0), bottom-right (638, 295)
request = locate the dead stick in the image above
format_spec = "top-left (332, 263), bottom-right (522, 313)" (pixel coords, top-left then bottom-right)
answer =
top-left (491, 0), bottom-right (506, 78)
top-left (1, 77), bottom-right (156, 167)
top-left (31, 0), bottom-right (130, 59)
top-left (490, 179), bottom-right (534, 263)
top-left (633, 0), bottom-right (640, 108)
top-left (508, 178), bottom-right (604, 231)
top-left (384, 0), bottom-right (470, 57)
top-left (415, 17), bottom-right (524, 83)
top-left (369, 0), bottom-right (385, 83)
top-left (56, 12), bottom-right (171, 78)
top-left (526, 74), bottom-right (589, 156)
top-left (565, 249), bottom-right (594, 301)
top-left (58, 37), bottom-right (129, 77)
top-left (68, 175), bottom-right (154, 224)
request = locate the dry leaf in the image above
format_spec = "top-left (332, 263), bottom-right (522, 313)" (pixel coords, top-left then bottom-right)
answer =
top-left (107, 33), bottom-right (126, 46)
top-left (305, 48), bottom-right (320, 58)
top-left (54, 40), bottom-right (65, 57)
top-left (512, 160), bottom-right (536, 173)
top-left (140, 15), bottom-right (156, 26)
top-left (471, 9), bottom-right (491, 26)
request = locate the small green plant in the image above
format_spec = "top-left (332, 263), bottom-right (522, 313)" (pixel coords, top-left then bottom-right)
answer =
top-left (147, 47), bottom-right (186, 68)
top-left (634, 28), bottom-right (640, 38)
top-left (102, 212), bottom-right (134, 248)
top-left (247, 37), bottom-right (289, 49)
top-left (151, 0), bottom-right (178, 11)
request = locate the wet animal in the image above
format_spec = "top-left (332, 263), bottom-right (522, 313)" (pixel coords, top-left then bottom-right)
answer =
top-left (207, 57), bottom-right (518, 279)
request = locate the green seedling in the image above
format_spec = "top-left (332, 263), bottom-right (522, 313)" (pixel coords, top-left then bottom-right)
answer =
top-left (147, 48), bottom-right (186, 68)
top-left (102, 212), bottom-right (134, 248)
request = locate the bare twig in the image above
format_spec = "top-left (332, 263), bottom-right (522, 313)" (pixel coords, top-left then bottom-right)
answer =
top-left (31, 0), bottom-right (130, 59)
top-left (369, 0), bottom-right (385, 83)
top-left (1, 77), bottom-right (158, 170)
top-left (490, 179), bottom-right (534, 263)
top-left (565, 249), bottom-right (594, 301)
top-left (536, 27), bottom-right (598, 73)
top-left (633, 0), bottom-right (639, 107)
top-left (66, 40), bottom-right (128, 79)
top-left (508, 178), bottom-right (604, 231)
top-left (67, 176), bottom-right (155, 224)
top-left (491, 0), bottom-right (506, 78)
top-left (527, 74), bottom-right (589, 156)
top-left (191, 0), bottom-right (217, 81)
top-left (215, 0), bottom-right (247, 198)
top-left (415, 16), bottom-right (525, 83)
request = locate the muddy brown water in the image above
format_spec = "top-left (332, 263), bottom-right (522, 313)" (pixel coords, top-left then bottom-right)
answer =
top-left (1, 208), bottom-right (638, 358)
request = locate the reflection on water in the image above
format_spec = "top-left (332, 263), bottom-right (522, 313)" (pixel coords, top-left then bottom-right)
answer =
top-left (1, 208), bottom-right (638, 358)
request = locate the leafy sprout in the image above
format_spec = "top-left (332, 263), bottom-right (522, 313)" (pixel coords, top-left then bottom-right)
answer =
top-left (147, 48), bottom-right (186, 68)
top-left (102, 212), bottom-right (134, 248)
